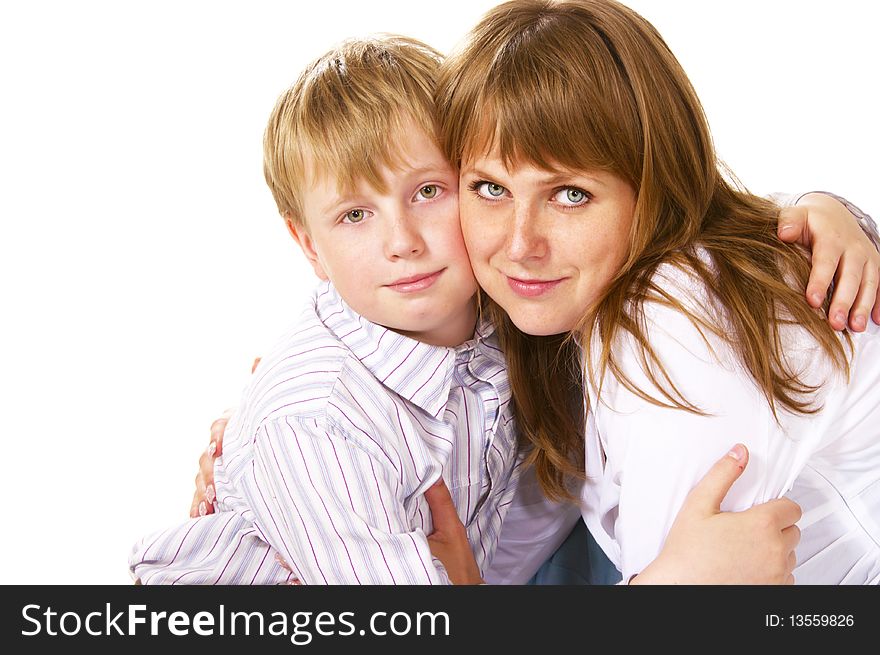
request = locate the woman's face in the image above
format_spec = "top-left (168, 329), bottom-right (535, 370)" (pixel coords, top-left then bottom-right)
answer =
top-left (459, 150), bottom-right (636, 336)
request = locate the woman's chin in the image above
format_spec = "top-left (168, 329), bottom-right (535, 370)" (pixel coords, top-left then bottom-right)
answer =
top-left (507, 312), bottom-right (571, 337)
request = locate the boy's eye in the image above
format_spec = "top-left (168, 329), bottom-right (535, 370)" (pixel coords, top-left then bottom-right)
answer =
top-left (342, 209), bottom-right (369, 224)
top-left (472, 181), bottom-right (507, 199)
top-left (552, 187), bottom-right (591, 207)
top-left (417, 185), bottom-right (439, 200)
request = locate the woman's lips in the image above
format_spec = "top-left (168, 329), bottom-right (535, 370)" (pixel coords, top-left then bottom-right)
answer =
top-left (386, 269), bottom-right (445, 293)
top-left (506, 275), bottom-right (565, 297)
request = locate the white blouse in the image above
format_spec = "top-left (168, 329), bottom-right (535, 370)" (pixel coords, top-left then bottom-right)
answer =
top-left (580, 259), bottom-right (880, 584)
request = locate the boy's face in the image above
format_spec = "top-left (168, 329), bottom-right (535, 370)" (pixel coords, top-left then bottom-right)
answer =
top-left (292, 125), bottom-right (479, 347)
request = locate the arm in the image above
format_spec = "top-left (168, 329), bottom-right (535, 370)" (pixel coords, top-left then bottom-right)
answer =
top-left (243, 415), bottom-right (450, 585)
top-left (776, 192), bottom-right (880, 331)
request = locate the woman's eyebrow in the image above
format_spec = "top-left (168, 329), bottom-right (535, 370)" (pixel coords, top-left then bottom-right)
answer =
top-left (460, 166), bottom-right (498, 179)
top-left (542, 171), bottom-right (608, 189)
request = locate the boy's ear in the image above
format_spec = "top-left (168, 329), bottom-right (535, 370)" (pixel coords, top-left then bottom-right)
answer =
top-left (285, 217), bottom-right (328, 281)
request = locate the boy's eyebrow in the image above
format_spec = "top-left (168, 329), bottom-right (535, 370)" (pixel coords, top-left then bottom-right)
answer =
top-left (319, 195), bottom-right (358, 216)
top-left (401, 164), bottom-right (455, 178)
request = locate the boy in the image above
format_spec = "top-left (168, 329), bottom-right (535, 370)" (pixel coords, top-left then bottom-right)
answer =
top-left (130, 35), bottom-right (556, 584)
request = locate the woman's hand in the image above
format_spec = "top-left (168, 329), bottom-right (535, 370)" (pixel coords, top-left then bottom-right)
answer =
top-left (188, 357), bottom-right (262, 518)
top-left (778, 193), bottom-right (880, 332)
top-left (425, 479), bottom-right (485, 585)
top-left (632, 444), bottom-right (801, 585)
top-left (188, 410), bottom-right (229, 518)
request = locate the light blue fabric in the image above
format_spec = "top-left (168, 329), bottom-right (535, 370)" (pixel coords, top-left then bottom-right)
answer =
top-left (528, 519), bottom-right (622, 585)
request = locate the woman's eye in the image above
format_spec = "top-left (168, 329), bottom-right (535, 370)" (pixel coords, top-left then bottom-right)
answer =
top-left (474, 182), bottom-right (507, 199)
top-left (417, 185), bottom-right (439, 200)
top-left (342, 209), bottom-right (368, 223)
top-left (553, 187), bottom-right (591, 207)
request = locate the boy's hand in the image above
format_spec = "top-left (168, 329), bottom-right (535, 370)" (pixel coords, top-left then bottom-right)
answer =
top-left (188, 357), bottom-right (262, 518)
top-left (778, 193), bottom-right (880, 331)
top-left (425, 479), bottom-right (484, 585)
top-left (632, 444), bottom-right (801, 585)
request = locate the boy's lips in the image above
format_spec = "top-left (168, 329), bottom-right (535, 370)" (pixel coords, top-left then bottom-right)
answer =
top-left (386, 269), bottom-right (445, 293)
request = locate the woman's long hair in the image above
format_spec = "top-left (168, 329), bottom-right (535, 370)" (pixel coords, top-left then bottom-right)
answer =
top-left (437, 0), bottom-right (850, 500)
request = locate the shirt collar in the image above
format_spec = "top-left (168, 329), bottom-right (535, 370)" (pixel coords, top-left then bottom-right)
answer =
top-left (314, 282), bottom-right (501, 418)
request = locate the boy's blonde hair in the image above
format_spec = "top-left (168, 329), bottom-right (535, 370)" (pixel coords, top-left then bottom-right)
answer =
top-left (263, 36), bottom-right (443, 228)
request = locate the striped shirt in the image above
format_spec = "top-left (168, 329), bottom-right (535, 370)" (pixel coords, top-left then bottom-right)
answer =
top-left (130, 282), bottom-right (525, 584)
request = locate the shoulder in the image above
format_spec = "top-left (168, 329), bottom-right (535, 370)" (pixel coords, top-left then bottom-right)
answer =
top-left (591, 256), bottom-right (727, 373)
top-left (244, 304), bottom-right (352, 423)
top-left (243, 314), bottom-right (414, 469)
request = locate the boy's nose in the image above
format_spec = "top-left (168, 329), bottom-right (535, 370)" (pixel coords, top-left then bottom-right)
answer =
top-left (385, 215), bottom-right (425, 260)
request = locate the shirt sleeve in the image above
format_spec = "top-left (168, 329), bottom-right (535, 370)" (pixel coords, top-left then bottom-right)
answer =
top-left (129, 511), bottom-right (297, 585)
top-left (588, 268), bottom-right (828, 581)
top-left (241, 415), bottom-right (450, 585)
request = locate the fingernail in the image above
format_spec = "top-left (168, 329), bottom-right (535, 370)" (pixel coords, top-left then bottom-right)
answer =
top-left (834, 311), bottom-right (846, 325)
top-left (853, 315), bottom-right (866, 330)
top-left (811, 293), bottom-right (824, 305)
top-left (208, 441), bottom-right (216, 457)
top-left (198, 501), bottom-right (207, 517)
top-left (727, 444), bottom-right (745, 461)
top-left (779, 223), bottom-right (794, 234)
top-left (205, 484), bottom-right (215, 504)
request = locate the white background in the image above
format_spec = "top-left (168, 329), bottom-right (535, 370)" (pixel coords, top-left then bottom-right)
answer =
top-left (0, 0), bottom-right (876, 584)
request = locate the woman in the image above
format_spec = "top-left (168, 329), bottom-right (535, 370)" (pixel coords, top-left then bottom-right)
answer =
top-left (435, 0), bottom-right (879, 583)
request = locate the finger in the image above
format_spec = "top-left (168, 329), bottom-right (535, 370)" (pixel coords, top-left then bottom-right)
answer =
top-left (848, 263), bottom-right (878, 332)
top-left (827, 258), bottom-right (864, 331)
top-left (199, 448), bottom-right (216, 489)
top-left (251, 357), bottom-right (262, 374)
top-left (209, 418), bottom-right (228, 457)
top-left (781, 523), bottom-right (801, 553)
top-left (757, 497), bottom-right (803, 529)
top-left (190, 491), bottom-right (202, 519)
top-left (872, 281), bottom-right (880, 326)
top-left (805, 248), bottom-right (841, 310)
top-left (777, 206), bottom-right (808, 244)
top-left (191, 470), bottom-right (211, 517)
top-left (785, 573), bottom-right (795, 585)
top-left (424, 478), bottom-right (462, 534)
top-left (194, 470), bottom-right (207, 498)
top-left (786, 550), bottom-right (797, 577)
top-left (679, 444), bottom-right (748, 515)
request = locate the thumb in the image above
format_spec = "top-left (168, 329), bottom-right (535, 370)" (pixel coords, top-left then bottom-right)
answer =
top-left (777, 206), bottom-right (808, 245)
top-left (679, 444), bottom-right (748, 516)
top-left (424, 478), bottom-right (460, 534)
